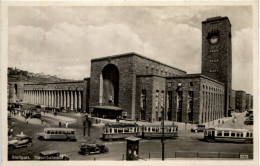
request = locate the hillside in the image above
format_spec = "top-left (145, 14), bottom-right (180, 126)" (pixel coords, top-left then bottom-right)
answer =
top-left (8, 67), bottom-right (76, 83)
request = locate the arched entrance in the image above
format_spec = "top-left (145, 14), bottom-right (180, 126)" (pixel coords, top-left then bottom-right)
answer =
top-left (100, 64), bottom-right (119, 106)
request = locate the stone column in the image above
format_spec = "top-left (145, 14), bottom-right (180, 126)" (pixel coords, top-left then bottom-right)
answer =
top-left (71, 91), bottom-right (74, 109)
top-left (74, 91), bottom-right (78, 109)
top-left (67, 91), bottom-right (70, 108)
top-left (63, 91), bottom-right (66, 108)
top-left (78, 91), bottom-right (82, 109)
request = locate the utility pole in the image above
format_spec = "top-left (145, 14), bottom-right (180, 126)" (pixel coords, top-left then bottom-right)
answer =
top-left (161, 107), bottom-right (165, 161)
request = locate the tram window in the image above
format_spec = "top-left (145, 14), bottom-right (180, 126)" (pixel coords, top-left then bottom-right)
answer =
top-left (148, 128), bottom-right (150, 132)
top-left (152, 128), bottom-right (155, 132)
top-left (246, 133), bottom-right (249, 137)
top-left (224, 131), bottom-right (229, 136)
top-left (231, 132), bottom-right (235, 137)
top-left (114, 129), bottom-right (118, 133)
top-left (50, 131), bottom-right (55, 134)
top-left (217, 131), bottom-right (222, 136)
top-left (105, 129), bottom-right (108, 133)
top-left (118, 129), bottom-right (123, 133)
top-left (145, 127), bottom-right (147, 131)
top-left (156, 128), bottom-right (159, 132)
top-left (236, 133), bottom-right (242, 137)
top-left (124, 128), bottom-right (129, 133)
top-left (250, 133), bottom-right (253, 137)
top-left (47, 131), bottom-right (50, 134)
top-left (110, 129), bottom-right (112, 133)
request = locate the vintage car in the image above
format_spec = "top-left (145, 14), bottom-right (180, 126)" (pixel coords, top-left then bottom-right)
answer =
top-left (191, 124), bottom-right (206, 132)
top-left (8, 135), bottom-right (33, 150)
top-left (38, 150), bottom-right (69, 160)
top-left (244, 118), bottom-right (253, 125)
top-left (30, 112), bottom-right (41, 119)
top-left (79, 143), bottom-right (109, 155)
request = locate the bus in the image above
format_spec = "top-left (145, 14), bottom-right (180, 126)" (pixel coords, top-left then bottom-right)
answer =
top-left (102, 123), bottom-right (141, 141)
top-left (204, 128), bottom-right (253, 144)
top-left (37, 128), bottom-right (77, 141)
top-left (141, 124), bottom-right (178, 139)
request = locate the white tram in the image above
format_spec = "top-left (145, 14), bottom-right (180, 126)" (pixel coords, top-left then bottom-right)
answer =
top-left (204, 128), bottom-right (253, 144)
top-left (102, 123), bottom-right (141, 141)
top-left (141, 124), bottom-right (178, 139)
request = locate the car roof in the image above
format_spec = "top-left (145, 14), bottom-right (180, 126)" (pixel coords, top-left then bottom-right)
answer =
top-left (16, 135), bottom-right (32, 139)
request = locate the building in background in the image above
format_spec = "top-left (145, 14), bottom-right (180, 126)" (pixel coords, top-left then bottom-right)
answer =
top-left (8, 16), bottom-right (253, 123)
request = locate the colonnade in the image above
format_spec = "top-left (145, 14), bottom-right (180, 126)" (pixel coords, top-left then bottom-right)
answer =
top-left (23, 90), bottom-right (83, 109)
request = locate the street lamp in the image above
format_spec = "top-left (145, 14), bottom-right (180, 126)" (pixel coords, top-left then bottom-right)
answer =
top-left (161, 107), bottom-right (165, 161)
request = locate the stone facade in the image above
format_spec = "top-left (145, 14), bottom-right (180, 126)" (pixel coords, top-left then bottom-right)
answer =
top-left (235, 91), bottom-right (246, 112)
top-left (230, 90), bottom-right (236, 110)
top-left (246, 94), bottom-right (253, 110)
top-left (201, 16), bottom-right (232, 117)
top-left (23, 80), bottom-right (89, 112)
top-left (165, 74), bottom-right (224, 124)
top-left (89, 52), bottom-right (185, 119)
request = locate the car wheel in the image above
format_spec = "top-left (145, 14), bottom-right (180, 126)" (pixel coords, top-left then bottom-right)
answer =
top-left (38, 137), bottom-right (44, 141)
top-left (27, 142), bottom-right (32, 147)
top-left (104, 147), bottom-right (109, 153)
top-left (95, 147), bottom-right (100, 154)
top-left (66, 137), bottom-right (71, 142)
top-left (83, 149), bottom-right (90, 155)
top-left (8, 145), bottom-right (14, 150)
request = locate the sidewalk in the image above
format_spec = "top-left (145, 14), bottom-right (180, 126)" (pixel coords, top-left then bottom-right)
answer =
top-left (41, 112), bottom-right (77, 124)
top-left (10, 114), bottom-right (47, 125)
top-left (88, 112), bottom-right (245, 131)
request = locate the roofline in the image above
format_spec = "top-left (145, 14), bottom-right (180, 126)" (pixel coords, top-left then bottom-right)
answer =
top-left (166, 74), bottom-right (225, 85)
top-left (91, 52), bottom-right (186, 73)
top-left (136, 74), bottom-right (166, 79)
top-left (202, 16), bottom-right (231, 25)
top-left (24, 81), bottom-right (84, 85)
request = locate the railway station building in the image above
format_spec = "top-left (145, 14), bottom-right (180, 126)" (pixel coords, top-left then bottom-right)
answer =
top-left (8, 16), bottom-right (253, 124)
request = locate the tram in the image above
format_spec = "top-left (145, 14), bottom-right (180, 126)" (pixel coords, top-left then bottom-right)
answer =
top-left (204, 128), bottom-right (253, 144)
top-left (102, 123), bottom-right (141, 141)
top-left (141, 124), bottom-right (178, 139)
top-left (102, 122), bottom-right (178, 141)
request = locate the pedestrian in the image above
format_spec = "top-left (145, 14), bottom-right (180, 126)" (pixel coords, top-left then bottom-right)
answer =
top-left (59, 121), bottom-right (61, 128)
top-left (44, 110), bottom-right (46, 115)
top-left (26, 118), bottom-right (29, 124)
top-left (222, 120), bottom-right (224, 124)
top-left (41, 118), bottom-right (44, 124)
top-left (11, 121), bottom-right (15, 128)
top-left (65, 122), bottom-right (68, 128)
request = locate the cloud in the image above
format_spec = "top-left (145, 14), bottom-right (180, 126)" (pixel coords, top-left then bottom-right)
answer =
top-left (232, 27), bottom-right (253, 94)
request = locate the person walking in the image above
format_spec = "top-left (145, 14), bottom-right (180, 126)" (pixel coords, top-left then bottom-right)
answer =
top-left (65, 122), bottom-right (68, 128)
top-left (41, 118), bottom-right (44, 124)
top-left (59, 121), bottom-right (62, 128)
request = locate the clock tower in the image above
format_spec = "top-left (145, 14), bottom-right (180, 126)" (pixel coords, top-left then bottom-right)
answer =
top-left (201, 16), bottom-right (232, 117)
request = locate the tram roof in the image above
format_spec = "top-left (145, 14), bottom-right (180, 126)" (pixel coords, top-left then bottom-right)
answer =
top-left (90, 105), bottom-right (123, 111)
top-left (43, 128), bottom-right (75, 131)
top-left (105, 122), bottom-right (138, 127)
top-left (206, 128), bottom-right (253, 131)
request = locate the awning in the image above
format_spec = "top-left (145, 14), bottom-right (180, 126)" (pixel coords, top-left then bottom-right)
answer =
top-left (90, 105), bottom-right (123, 111)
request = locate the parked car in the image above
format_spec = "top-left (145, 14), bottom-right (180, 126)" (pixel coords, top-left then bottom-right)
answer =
top-left (30, 112), bottom-right (41, 119)
top-left (38, 150), bottom-right (69, 160)
top-left (8, 135), bottom-right (33, 150)
top-left (244, 118), bottom-right (253, 125)
top-left (79, 143), bottom-right (109, 155)
top-left (191, 124), bottom-right (206, 132)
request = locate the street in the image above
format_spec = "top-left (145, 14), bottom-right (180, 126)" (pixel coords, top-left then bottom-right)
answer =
top-left (8, 104), bottom-right (253, 160)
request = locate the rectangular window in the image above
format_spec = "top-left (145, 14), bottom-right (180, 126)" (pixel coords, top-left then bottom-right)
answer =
top-left (118, 128), bottom-right (123, 133)
top-left (224, 131), bottom-right (229, 137)
top-left (124, 128), bottom-right (129, 133)
top-left (217, 131), bottom-right (222, 136)
top-left (246, 132), bottom-right (249, 137)
top-left (231, 132), bottom-right (235, 137)
top-left (152, 128), bottom-right (155, 132)
top-left (155, 90), bottom-right (159, 108)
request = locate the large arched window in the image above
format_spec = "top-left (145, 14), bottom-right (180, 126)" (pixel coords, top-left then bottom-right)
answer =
top-left (100, 64), bottom-right (119, 106)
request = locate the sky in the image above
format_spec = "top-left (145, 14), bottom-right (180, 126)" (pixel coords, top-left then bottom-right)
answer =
top-left (8, 6), bottom-right (254, 94)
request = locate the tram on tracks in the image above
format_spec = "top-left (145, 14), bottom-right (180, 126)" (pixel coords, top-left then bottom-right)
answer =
top-left (204, 128), bottom-right (253, 144)
top-left (102, 122), bottom-right (178, 141)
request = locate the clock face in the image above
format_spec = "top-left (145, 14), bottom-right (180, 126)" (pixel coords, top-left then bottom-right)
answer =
top-left (209, 35), bottom-right (218, 44)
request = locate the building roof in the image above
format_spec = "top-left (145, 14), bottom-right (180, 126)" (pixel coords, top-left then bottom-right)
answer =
top-left (202, 16), bottom-right (231, 25)
top-left (91, 52), bottom-right (186, 73)
top-left (166, 74), bottom-right (225, 85)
